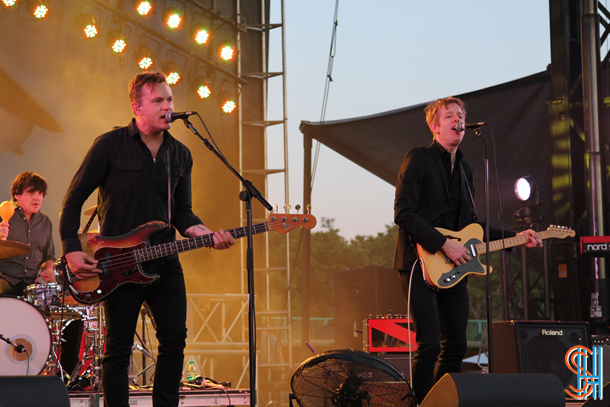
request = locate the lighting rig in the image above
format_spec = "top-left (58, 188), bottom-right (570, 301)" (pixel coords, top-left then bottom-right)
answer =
top-left (3, 0), bottom-right (246, 114)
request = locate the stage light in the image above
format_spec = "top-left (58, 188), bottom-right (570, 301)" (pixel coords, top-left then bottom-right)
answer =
top-left (26, 0), bottom-right (49, 19)
top-left (218, 40), bottom-right (236, 61)
top-left (76, 14), bottom-right (99, 40)
top-left (2, 0), bottom-right (18, 9)
top-left (133, 0), bottom-right (155, 17)
top-left (134, 44), bottom-right (155, 70)
top-left (163, 61), bottom-right (182, 85)
top-left (218, 91), bottom-right (237, 114)
top-left (190, 23), bottom-right (210, 46)
top-left (514, 176), bottom-right (539, 206)
top-left (191, 77), bottom-right (212, 100)
top-left (106, 30), bottom-right (127, 54)
top-left (162, 7), bottom-right (184, 30)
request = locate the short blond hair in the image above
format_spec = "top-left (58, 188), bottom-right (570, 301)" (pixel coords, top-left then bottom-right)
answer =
top-left (424, 97), bottom-right (466, 131)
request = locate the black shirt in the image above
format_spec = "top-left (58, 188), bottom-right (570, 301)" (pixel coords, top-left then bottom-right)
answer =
top-left (59, 119), bottom-right (203, 270)
top-left (435, 140), bottom-right (463, 231)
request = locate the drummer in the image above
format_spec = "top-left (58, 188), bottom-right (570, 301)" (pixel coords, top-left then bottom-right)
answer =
top-left (0, 171), bottom-right (55, 296)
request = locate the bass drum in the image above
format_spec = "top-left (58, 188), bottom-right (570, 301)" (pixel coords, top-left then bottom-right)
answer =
top-left (0, 296), bottom-right (52, 375)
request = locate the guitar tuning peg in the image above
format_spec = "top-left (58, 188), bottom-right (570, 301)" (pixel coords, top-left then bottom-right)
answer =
top-left (306, 204), bottom-right (311, 214)
top-left (274, 205), bottom-right (278, 213)
top-left (283, 204), bottom-right (291, 214)
top-left (295, 204), bottom-right (301, 214)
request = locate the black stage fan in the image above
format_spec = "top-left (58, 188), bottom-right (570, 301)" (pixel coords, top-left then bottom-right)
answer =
top-left (290, 349), bottom-right (415, 407)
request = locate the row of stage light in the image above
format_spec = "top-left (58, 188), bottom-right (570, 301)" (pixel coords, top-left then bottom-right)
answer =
top-left (2, 0), bottom-right (239, 114)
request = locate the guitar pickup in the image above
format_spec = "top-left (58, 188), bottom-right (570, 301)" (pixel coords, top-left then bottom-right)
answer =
top-left (469, 243), bottom-right (478, 257)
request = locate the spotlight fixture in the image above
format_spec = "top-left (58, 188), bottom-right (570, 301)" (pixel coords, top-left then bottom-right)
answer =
top-left (217, 40), bottom-right (236, 61)
top-left (217, 91), bottom-right (237, 114)
top-left (106, 29), bottom-right (128, 54)
top-left (2, 0), bottom-right (18, 9)
top-left (190, 23), bottom-right (210, 46)
top-left (76, 14), bottom-right (99, 40)
top-left (26, 0), bottom-right (49, 19)
top-left (163, 61), bottom-right (182, 85)
top-left (134, 44), bottom-right (155, 70)
top-left (191, 76), bottom-right (212, 100)
top-left (514, 175), bottom-right (539, 206)
top-left (162, 7), bottom-right (184, 30)
top-left (133, 0), bottom-right (155, 17)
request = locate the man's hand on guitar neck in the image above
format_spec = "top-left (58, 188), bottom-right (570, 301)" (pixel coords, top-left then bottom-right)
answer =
top-left (185, 224), bottom-right (236, 250)
top-left (65, 251), bottom-right (101, 279)
top-left (517, 229), bottom-right (543, 248)
top-left (441, 238), bottom-right (472, 266)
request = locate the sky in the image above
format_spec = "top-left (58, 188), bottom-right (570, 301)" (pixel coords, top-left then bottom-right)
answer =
top-left (264, 1), bottom-right (554, 240)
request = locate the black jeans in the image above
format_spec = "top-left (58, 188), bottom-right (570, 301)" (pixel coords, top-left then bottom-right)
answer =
top-left (102, 260), bottom-right (187, 407)
top-left (0, 278), bottom-right (27, 296)
top-left (400, 264), bottom-right (469, 403)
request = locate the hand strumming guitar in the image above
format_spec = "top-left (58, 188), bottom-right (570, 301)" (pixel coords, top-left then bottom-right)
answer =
top-left (65, 251), bottom-right (101, 280)
top-left (441, 238), bottom-right (471, 266)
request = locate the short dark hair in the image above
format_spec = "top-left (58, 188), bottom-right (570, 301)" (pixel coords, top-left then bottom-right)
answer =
top-left (11, 171), bottom-right (48, 199)
top-left (128, 72), bottom-right (168, 104)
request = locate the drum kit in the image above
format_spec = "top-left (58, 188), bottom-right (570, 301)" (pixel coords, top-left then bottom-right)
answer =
top-left (0, 239), bottom-right (105, 389)
top-left (0, 206), bottom-right (157, 391)
top-left (0, 240), bottom-right (104, 390)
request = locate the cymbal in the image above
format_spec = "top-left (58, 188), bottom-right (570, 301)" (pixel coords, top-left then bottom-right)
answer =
top-left (83, 205), bottom-right (97, 216)
top-left (0, 240), bottom-right (30, 259)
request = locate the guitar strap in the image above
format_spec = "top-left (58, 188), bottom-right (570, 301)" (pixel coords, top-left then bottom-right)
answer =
top-left (460, 161), bottom-right (479, 220)
top-left (166, 148), bottom-right (172, 227)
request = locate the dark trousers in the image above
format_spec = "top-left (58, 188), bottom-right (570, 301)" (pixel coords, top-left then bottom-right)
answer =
top-left (400, 264), bottom-right (469, 403)
top-left (102, 260), bottom-right (187, 407)
top-left (0, 277), bottom-right (28, 296)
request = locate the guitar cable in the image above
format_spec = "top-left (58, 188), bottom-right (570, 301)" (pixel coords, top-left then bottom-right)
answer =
top-left (405, 258), bottom-right (420, 402)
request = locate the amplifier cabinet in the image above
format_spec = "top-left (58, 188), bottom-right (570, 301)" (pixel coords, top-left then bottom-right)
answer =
top-left (364, 318), bottom-right (417, 353)
top-left (492, 320), bottom-right (589, 390)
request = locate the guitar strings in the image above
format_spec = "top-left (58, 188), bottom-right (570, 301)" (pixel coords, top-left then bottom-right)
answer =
top-left (89, 220), bottom-right (296, 272)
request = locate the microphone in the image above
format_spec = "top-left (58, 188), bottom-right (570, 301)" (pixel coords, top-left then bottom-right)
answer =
top-left (165, 111), bottom-right (197, 122)
top-left (453, 122), bottom-right (487, 132)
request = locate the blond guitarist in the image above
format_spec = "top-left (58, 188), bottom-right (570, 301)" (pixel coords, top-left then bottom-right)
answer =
top-left (392, 97), bottom-right (541, 403)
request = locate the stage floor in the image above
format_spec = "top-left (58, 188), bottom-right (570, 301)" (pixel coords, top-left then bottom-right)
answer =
top-left (68, 389), bottom-right (251, 406)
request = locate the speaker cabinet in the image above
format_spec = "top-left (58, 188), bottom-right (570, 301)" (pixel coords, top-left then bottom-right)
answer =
top-left (420, 373), bottom-right (564, 407)
top-left (0, 376), bottom-right (70, 407)
top-left (492, 320), bottom-right (589, 390)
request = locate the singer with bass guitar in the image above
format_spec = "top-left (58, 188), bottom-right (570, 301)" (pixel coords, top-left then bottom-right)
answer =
top-left (392, 97), bottom-right (542, 403)
top-left (59, 72), bottom-right (235, 407)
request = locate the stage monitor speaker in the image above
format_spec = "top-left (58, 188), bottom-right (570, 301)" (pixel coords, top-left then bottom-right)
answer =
top-left (492, 320), bottom-right (589, 391)
top-left (420, 373), bottom-right (564, 407)
top-left (0, 375), bottom-right (70, 407)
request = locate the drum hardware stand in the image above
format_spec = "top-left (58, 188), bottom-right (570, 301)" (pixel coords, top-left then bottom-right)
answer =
top-left (129, 331), bottom-right (157, 388)
top-left (129, 304), bottom-right (157, 388)
top-left (44, 320), bottom-right (69, 380)
top-left (66, 304), bottom-right (104, 391)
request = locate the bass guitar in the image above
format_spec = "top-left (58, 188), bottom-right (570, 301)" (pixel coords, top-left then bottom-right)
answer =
top-left (416, 223), bottom-right (574, 289)
top-left (57, 213), bottom-right (316, 304)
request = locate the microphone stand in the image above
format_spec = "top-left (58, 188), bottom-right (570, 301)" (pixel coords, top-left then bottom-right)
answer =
top-left (180, 118), bottom-right (272, 407)
top-left (474, 127), bottom-right (494, 372)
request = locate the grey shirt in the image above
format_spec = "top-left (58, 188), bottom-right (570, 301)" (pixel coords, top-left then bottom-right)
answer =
top-left (0, 202), bottom-right (55, 285)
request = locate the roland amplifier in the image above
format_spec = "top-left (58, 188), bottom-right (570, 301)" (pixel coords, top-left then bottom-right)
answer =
top-left (492, 320), bottom-right (589, 391)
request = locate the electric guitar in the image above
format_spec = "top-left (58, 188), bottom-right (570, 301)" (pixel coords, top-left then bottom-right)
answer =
top-left (416, 223), bottom-right (574, 289)
top-left (56, 213), bottom-right (317, 304)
